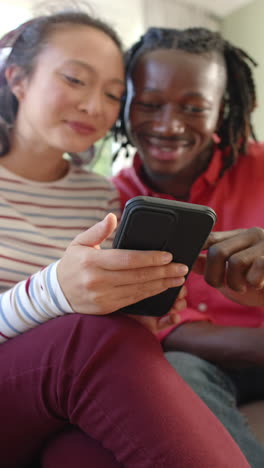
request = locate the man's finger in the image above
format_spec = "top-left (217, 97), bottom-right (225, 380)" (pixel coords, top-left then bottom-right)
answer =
top-left (246, 256), bottom-right (264, 289)
top-left (203, 229), bottom-right (246, 250)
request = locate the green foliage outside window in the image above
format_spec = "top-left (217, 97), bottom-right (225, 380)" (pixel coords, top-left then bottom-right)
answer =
top-left (89, 135), bottom-right (113, 177)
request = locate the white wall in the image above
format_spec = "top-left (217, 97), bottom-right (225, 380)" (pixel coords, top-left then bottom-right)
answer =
top-left (87, 0), bottom-right (220, 46)
top-left (144, 0), bottom-right (219, 32)
top-left (89, 0), bottom-right (220, 47)
top-left (88, 0), bottom-right (145, 48)
top-left (221, 0), bottom-right (264, 139)
top-left (0, 0), bottom-right (220, 47)
top-left (0, 0), bottom-right (31, 34)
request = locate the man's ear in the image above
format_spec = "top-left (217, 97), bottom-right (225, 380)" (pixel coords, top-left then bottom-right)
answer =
top-left (5, 65), bottom-right (28, 102)
top-left (216, 98), bottom-right (225, 131)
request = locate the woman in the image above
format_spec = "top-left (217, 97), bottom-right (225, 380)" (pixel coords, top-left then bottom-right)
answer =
top-left (113, 27), bottom-right (264, 467)
top-left (0, 13), bottom-right (251, 468)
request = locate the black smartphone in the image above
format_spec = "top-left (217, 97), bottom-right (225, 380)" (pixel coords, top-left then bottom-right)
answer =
top-left (113, 196), bottom-right (217, 316)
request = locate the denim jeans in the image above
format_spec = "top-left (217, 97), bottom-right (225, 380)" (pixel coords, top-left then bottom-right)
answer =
top-left (166, 351), bottom-right (264, 468)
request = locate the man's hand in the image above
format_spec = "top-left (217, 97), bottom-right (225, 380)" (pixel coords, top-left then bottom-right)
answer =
top-left (193, 227), bottom-right (264, 307)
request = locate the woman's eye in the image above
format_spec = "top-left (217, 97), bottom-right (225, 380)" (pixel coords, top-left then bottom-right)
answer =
top-left (105, 92), bottom-right (123, 103)
top-left (64, 75), bottom-right (85, 86)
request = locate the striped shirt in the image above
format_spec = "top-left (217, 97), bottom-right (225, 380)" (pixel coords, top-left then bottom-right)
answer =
top-left (0, 163), bottom-right (121, 342)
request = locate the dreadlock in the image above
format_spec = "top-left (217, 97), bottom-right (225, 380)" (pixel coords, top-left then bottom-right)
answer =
top-left (114, 27), bottom-right (257, 174)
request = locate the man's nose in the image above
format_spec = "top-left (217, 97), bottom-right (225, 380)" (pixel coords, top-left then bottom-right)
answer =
top-left (154, 105), bottom-right (185, 136)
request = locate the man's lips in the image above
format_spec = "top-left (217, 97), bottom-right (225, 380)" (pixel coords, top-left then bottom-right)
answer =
top-left (141, 135), bottom-right (193, 160)
top-left (66, 121), bottom-right (97, 136)
top-left (142, 135), bottom-right (192, 149)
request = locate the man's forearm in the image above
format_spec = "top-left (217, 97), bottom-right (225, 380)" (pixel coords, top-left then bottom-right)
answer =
top-left (163, 322), bottom-right (264, 368)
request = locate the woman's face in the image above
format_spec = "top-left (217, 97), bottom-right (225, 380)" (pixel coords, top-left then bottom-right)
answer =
top-left (11, 25), bottom-right (125, 154)
top-left (127, 48), bottom-right (226, 179)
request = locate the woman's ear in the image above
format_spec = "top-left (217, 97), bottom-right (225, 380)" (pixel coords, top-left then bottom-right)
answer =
top-left (5, 65), bottom-right (28, 102)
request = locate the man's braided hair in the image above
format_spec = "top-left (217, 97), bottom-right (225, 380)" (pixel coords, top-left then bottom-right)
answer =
top-left (114, 27), bottom-right (257, 174)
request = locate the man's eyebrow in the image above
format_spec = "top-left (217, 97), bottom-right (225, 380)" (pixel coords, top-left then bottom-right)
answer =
top-left (65, 59), bottom-right (125, 86)
top-left (184, 91), bottom-right (211, 99)
top-left (183, 92), bottom-right (213, 104)
top-left (140, 88), bottom-right (211, 99)
top-left (140, 87), bottom-right (162, 93)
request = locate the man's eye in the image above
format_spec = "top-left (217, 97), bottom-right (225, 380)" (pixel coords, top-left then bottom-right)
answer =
top-left (64, 75), bottom-right (85, 86)
top-left (135, 101), bottom-right (161, 110)
top-left (183, 104), bottom-right (207, 113)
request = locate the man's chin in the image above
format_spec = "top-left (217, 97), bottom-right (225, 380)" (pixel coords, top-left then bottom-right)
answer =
top-left (145, 165), bottom-right (178, 180)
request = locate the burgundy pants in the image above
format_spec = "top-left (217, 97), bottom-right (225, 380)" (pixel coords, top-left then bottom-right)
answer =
top-left (0, 313), bottom-right (249, 468)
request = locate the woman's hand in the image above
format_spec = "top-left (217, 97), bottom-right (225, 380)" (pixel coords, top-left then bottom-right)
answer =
top-left (193, 227), bottom-right (264, 307)
top-left (57, 214), bottom-right (188, 315)
top-left (130, 285), bottom-right (187, 335)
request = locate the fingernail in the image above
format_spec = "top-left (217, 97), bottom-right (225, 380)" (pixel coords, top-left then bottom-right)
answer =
top-left (171, 278), bottom-right (185, 286)
top-left (170, 312), bottom-right (181, 324)
top-left (161, 252), bottom-right (173, 263)
top-left (177, 265), bottom-right (189, 275)
top-left (175, 314), bottom-right (181, 324)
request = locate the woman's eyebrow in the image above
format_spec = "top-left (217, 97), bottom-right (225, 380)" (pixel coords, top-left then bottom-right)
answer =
top-left (64, 59), bottom-right (125, 86)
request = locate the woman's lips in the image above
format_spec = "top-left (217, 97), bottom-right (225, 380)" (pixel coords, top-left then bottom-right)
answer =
top-left (66, 121), bottom-right (97, 136)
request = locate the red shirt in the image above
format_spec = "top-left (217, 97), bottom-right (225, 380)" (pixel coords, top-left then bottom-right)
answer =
top-left (112, 143), bottom-right (264, 340)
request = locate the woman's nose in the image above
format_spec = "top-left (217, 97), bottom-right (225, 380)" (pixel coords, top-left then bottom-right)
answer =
top-left (78, 90), bottom-right (103, 117)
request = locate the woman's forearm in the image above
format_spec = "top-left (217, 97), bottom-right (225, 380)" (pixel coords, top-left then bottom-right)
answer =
top-left (0, 261), bottom-right (72, 342)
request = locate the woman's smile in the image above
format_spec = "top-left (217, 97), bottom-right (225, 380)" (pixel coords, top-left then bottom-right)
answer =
top-left (65, 120), bottom-right (97, 136)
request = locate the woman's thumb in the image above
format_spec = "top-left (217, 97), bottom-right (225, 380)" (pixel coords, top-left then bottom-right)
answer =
top-left (72, 213), bottom-right (117, 248)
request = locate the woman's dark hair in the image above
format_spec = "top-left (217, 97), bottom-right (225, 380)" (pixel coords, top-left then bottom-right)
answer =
top-left (115, 27), bottom-right (257, 174)
top-left (0, 10), bottom-right (123, 156)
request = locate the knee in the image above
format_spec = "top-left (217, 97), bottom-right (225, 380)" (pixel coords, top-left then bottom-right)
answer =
top-left (39, 312), bottom-right (153, 345)
top-left (53, 312), bottom-right (158, 350)
top-left (38, 313), bottom-right (161, 373)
